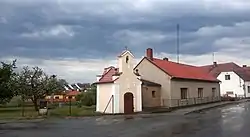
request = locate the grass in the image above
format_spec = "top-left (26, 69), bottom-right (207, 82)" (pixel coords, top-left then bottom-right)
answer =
top-left (0, 107), bottom-right (38, 120)
top-left (0, 105), bottom-right (98, 120)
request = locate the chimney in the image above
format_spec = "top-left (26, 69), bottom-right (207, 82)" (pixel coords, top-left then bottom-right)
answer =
top-left (146, 48), bottom-right (153, 60)
top-left (213, 62), bottom-right (217, 67)
top-left (163, 57), bottom-right (168, 61)
top-left (243, 65), bottom-right (247, 67)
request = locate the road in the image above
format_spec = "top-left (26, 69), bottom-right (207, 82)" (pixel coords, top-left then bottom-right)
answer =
top-left (1, 102), bottom-right (250, 137)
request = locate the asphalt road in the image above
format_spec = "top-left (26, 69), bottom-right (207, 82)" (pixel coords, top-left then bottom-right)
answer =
top-left (1, 102), bottom-right (250, 137)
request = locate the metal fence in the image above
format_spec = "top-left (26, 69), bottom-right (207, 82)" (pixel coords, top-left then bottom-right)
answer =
top-left (162, 96), bottom-right (221, 108)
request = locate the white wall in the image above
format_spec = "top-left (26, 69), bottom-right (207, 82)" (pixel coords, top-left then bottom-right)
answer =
top-left (96, 83), bottom-right (114, 113)
top-left (217, 71), bottom-right (245, 97)
top-left (245, 81), bottom-right (250, 97)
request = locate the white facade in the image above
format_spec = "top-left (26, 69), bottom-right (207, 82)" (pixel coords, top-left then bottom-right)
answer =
top-left (245, 81), bottom-right (250, 97)
top-left (95, 50), bottom-right (142, 114)
top-left (217, 71), bottom-right (247, 97)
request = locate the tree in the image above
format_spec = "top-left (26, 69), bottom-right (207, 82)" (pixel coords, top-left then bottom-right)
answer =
top-left (0, 60), bottom-right (16, 104)
top-left (15, 66), bottom-right (67, 111)
top-left (76, 84), bottom-right (96, 106)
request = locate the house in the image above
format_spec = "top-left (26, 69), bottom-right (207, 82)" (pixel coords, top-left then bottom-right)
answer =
top-left (135, 48), bottom-right (221, 108)
top-left (45, 90), bottom-right (80, 102)
top-left (95, 48), bottom-right (221, 114)
top-left (201, 62), bottom-right (250, 98)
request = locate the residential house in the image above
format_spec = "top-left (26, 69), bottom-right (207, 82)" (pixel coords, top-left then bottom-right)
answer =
top-left (135, 48), bottom-right (221, 108)
top-left (45, 90), bottom-right (80, 102)
top-left (201, 62), bottom-right (250, 98)
top-left (95, 48), bottom-right (221, 114)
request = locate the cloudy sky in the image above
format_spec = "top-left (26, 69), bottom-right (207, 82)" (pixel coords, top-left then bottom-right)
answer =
top-left (1, 0), bottom-right (250, 83)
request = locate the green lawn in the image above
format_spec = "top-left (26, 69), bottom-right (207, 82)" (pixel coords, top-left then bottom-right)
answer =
top-left (0, 105), bottom-right (98, 120)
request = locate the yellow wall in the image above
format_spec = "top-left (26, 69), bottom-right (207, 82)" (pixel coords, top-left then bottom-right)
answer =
top-left (135, 58), bottom-right (171, 106)
top-left (142, 86), bottom-right (161, 108)
top-left (170, 80), bottom-right (220, 107)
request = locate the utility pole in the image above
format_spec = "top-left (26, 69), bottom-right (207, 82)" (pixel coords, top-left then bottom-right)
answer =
top-left (177, 24), bottom-right (180, 63)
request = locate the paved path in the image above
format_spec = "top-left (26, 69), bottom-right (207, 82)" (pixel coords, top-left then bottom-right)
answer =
top-left (1, 101), bottom-right (250, 137)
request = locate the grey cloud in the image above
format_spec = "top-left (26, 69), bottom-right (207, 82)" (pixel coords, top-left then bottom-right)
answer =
top-left (1, 0), bottom-right (250, 60)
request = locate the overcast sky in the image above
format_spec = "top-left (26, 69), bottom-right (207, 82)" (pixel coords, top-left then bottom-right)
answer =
top-left (1, 0), bottom-right (250, 83)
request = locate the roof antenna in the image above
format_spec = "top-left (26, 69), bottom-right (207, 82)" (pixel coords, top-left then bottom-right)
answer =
top-left (176, 24), bottom-right (180, 63)
top-left (125, 46), bottom-right (128, 51)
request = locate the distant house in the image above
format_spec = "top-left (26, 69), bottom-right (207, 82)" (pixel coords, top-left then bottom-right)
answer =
top-left (95, 48), bottom-right (221, 114)
top-left (45, 90), bottom-right (80, 102)
top-left (201, 62), bottom-right (250, 98)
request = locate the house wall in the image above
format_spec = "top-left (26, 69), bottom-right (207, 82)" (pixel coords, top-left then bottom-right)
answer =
top-left (141, 86), bottom-right (161, 108)
top-left (217, 71), bottom-right (245, 97)
top-left (115, 51), bottom-right (142, 113)
top-left (245, 81), bottom-right (250, 97)
top-left (96, 83), bottom-right (114, 113)
top-left (135, 58), bottom-right (172, 107)
top-left (170, 80), bottom-right (220, 107)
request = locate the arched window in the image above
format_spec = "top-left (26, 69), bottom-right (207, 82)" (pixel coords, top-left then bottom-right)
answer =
top-left (152, 91), bottom-right (156, 98)
top-left (126, 56), bottom-right (129, 63)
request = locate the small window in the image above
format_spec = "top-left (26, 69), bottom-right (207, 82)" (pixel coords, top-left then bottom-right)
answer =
top-left (152, 91), bottom-right (156, 98)
top-left (55, 96), bottom-right (59, 99)
top-left (212, 88), bottom-right (216, 97)
top-left (198, 88), bottom-right (203, 98)
top-left (181, 88), bottom-right (188, 99)
top-left (225, 75), bottom-right (230, 80)
top-left (248, 86), bottom-right (250, 93)
top-left (126, 56), bottom-right (129, 63)
top-left (226, 91), bottom-right (234, 95)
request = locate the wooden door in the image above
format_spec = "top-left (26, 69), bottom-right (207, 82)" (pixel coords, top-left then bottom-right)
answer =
top-left (124, 92), bottom-right (134, 114)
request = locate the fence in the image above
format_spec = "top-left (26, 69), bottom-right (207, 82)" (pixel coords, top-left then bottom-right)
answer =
top-left (162, 96), bottom-right (221, 108)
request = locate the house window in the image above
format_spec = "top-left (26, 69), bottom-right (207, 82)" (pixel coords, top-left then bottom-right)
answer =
top-left (181, 88), bottom-right (188, 99)
top-left (55, 96), bottom-right (59, 99)
top-left (212, 88), bottom-right (216, 97)
top-left (198, 88), bottom-right (203, 98)
top-left (226, 91), bottom-right (234, 95)
top-left (248, 86), bottom-right (250, 93)
top-left (152, 91), bottom-right (156, 98)
top-left (225, 75), bottom-right (230, 80)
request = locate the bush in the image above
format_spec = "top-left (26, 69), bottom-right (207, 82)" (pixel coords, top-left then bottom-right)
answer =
top-left (76, 92), bottom-right (96, 106)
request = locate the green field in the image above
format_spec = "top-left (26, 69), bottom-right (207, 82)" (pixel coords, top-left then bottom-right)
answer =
top-left (0, 105), bottom-right (97, 120)
top-left (0, 97), bottom-right (98, 120)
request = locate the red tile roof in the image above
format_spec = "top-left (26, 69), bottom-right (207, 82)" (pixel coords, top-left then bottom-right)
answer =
top-left (147, 58), bottom-right (219, 82)
top-left (201, 62), bottom-right (250, 81)
top-left (66, 90), bottom-right (81, 96)
top-left (95, 66), bottom-right (120, 84)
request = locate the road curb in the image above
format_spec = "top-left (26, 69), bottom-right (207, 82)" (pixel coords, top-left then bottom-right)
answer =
top-left (184, 100), bottom-right (248, 115)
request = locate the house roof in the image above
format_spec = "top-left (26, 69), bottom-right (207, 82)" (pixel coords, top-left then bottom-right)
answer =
top-left (200, 62), bottom-right (250, 81)
top-left (95, 66), bottom-right (120, 84)
top-left (140, 79), bottom-right (161, 87)
top-left (137, 57), bottom-right (219, 82)
top-left (66, 90), bottom-right (80, 96)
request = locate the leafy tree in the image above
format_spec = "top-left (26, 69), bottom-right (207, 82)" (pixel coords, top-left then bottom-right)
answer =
top-left (15, 66), bottom-right (67, 111)
top-left (76, 84), bottom-right (96, 106)
top-left (0, 60), bottom-right (16, 104)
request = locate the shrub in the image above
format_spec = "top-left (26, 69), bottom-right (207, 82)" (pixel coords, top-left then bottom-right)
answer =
top-left (76, 92), bottom-right (96, 106)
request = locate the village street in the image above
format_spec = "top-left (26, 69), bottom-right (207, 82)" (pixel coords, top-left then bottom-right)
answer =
top-left (1, 102), bottom-right (250, 137)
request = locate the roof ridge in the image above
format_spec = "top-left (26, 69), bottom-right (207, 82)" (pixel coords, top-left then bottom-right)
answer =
top-left (153, 58), bottom-right (199, 68)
